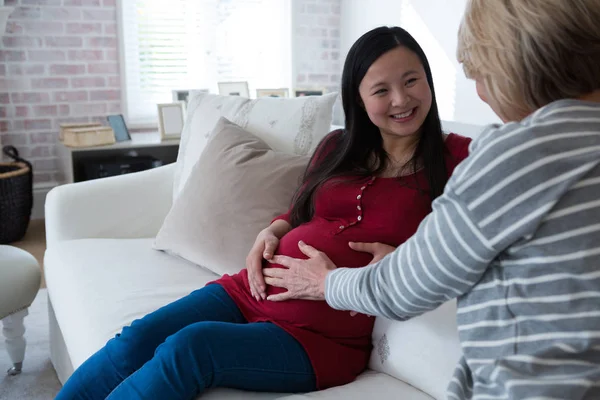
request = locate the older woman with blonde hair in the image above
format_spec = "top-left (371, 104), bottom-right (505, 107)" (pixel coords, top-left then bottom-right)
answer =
top-left (263, 0), bottom-right (600, 398)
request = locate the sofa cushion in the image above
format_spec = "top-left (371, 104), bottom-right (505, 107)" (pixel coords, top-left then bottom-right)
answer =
top-left (45, 238), bottom-right (290, 400)
top-left (173, 91), bottom-right (337, 201)
top-left (279, 370), bottom-right (433, 400)
top-left (368, 300), bottom-right (462, 400)
top-left (44, 238), bottom-right (222, 369)
top-left (45, 238), bottom-right (433, 400)
top-left (154, 118), bottom-right (309, 277)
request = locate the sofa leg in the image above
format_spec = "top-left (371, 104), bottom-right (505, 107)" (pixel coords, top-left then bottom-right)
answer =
top-left (2, 309), bottom-right (29, 376)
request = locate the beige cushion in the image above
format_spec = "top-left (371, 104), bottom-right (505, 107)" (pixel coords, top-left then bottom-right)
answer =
top-left (154, 118), bottom-right (309, 276)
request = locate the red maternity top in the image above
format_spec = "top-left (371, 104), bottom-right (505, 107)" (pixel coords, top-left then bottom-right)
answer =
top-left (215, 131), bottom-right (471, 389)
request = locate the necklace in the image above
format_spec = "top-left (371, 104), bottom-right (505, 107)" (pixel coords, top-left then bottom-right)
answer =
top-left (380, 157), bottom-right (424, 178)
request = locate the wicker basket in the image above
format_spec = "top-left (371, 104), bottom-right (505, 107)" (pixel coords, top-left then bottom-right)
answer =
top-left (0, 146), bottom-right (33, 244)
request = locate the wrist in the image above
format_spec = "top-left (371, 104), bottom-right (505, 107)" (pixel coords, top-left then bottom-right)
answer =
top-left (320, 268), bottom-right (334, 301)
top-left (266, 220), bottom-right (291, 239)
top-left (320, 273), bottom-right (327, 300)
top-left (260, 227), bottom-right (278, 240)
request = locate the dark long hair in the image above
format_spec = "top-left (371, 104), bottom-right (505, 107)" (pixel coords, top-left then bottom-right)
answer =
top-left (290, 26), bottom-right (448, 227)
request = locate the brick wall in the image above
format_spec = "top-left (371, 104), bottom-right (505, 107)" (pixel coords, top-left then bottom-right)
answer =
top-left (0, 0), bottom-right (341, 186)
top-left (293, 0), bottom-right (343, 125)
top-left (0, 0), bottom-right (120, 185)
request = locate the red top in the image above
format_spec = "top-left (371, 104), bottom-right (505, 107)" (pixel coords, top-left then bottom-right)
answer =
top-left (214, 131), bottom-right (471, 389)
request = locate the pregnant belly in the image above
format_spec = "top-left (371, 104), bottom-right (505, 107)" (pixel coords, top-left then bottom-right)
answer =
top-left (275, 221), bottom-right (374, 269)
top-left (257, 222), bottom-right (375, 338)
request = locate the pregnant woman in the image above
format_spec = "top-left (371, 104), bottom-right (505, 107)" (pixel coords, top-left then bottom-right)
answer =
top-left (55, 26), bottom-right (471, 400)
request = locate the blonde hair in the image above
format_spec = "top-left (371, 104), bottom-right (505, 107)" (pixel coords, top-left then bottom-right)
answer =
top-left (457, 0), bottom-right (600, 121)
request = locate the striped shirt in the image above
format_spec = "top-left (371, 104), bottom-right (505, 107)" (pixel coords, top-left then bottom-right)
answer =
top-left (325, 99), bottom-right (600, 399)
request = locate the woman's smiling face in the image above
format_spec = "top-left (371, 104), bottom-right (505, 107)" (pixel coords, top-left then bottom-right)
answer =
top-left (358, 46), bottom-right (432, 140)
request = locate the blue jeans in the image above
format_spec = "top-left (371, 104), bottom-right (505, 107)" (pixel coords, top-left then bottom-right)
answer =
top-left (55, 284), bottom-right (316, 400)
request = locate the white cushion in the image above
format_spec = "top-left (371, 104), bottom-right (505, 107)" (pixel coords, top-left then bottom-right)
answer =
top-left (173, 91), bottom-right (338, 201)
top-left (279, 370), bottom-right (433, 400)
top-left (44, 238), bottom-right (221, 369)
top-left (368, 300), bottom-right (462, 400)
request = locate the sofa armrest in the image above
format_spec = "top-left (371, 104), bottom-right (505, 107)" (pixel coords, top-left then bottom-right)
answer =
top-left (45, 164), bottom-right (175, 248)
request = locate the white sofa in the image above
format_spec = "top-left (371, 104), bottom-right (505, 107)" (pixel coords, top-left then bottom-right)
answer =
top-left (44, 119), bottom-right (484, 400)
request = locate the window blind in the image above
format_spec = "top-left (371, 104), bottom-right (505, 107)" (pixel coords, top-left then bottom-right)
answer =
top-left (118, 0), bottom-right (292, 125)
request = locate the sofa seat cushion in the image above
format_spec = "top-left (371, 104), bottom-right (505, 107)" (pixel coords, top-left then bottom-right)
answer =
top-left (45, 238), bottom-right (292, 399)
top-left (45, 238), bottom-right (223, 369)
top-left (45, 238), bottom-right (435, 399)
top-left (279, 370), bottom-right (433, 400)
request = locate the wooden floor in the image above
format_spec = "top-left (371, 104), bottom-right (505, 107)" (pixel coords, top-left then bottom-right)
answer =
top-left (11, 219), bottom-right (47, 288)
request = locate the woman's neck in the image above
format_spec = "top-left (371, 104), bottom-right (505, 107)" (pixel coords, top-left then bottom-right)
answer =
top-left (379, 132), bottom-right (421, 177)
top-left (381, 132), bottom-right (420, 166)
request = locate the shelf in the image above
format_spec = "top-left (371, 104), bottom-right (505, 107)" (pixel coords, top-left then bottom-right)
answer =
top-left (64, 131), bottom-right (180, 153)
top-left (57, 131), bottom-right (180, 184)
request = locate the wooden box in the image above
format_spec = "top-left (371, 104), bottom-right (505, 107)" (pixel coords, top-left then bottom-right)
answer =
top-left (59, 123), bottom-right (104, 141)
top-left (62, 126), bottom-right (116, 148)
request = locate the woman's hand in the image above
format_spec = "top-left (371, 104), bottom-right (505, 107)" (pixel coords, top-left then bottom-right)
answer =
top-left (246, 229), bottom-right (280, 301)
top-left (349, 241), bottom-right (396, 265)
top-left (263, 241), bottom-right (337, 301)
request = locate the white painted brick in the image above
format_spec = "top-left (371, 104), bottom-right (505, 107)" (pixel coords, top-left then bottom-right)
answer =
top-left (10, 7), bottom-right (43, 20)
top-left (8, 64), bottom-right (45, 76)
top-left (1, 133), bottom-right (29, 147)
top-left (29, 50), bottom-right (66, 62)
top-left (82, 9), bottom-right (116, 21)
top-left (42, 8), bottom-right (82, 21)
top-left (64, 0), bottom-right (102, 6)
top-left (2, 36), bottom-right (43, 48)
top-left (45, 37), bottom-right (84, 47)
top-left (66, 22), bottom-right (102, 35)
top-left (68, 49), bottom-right (104, 61)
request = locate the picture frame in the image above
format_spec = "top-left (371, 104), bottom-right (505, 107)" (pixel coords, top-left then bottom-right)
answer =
top-left (106, 114), bottom-right (131, 142)
top-left (294, 88), bottom-right (325, 97)
top-left (157, 102), bottom-right (185, 140)
top-left (256, 88), bottom-right (289, 98)
top-left (218, 81), bottom-right (250, 98)
top-left (171, 89), bottom-right (209, 106)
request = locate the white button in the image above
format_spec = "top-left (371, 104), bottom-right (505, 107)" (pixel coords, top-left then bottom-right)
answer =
top-left (357, 205), bottom-right (361, 210)
top-left (357, 194), bottom-right (362, 200)
top-left (357, 216), bottom-right (362, 221)
top-left (360, 186), bottom-right (366, 190)
top-left (339, 225), bottom-right (345, 229)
